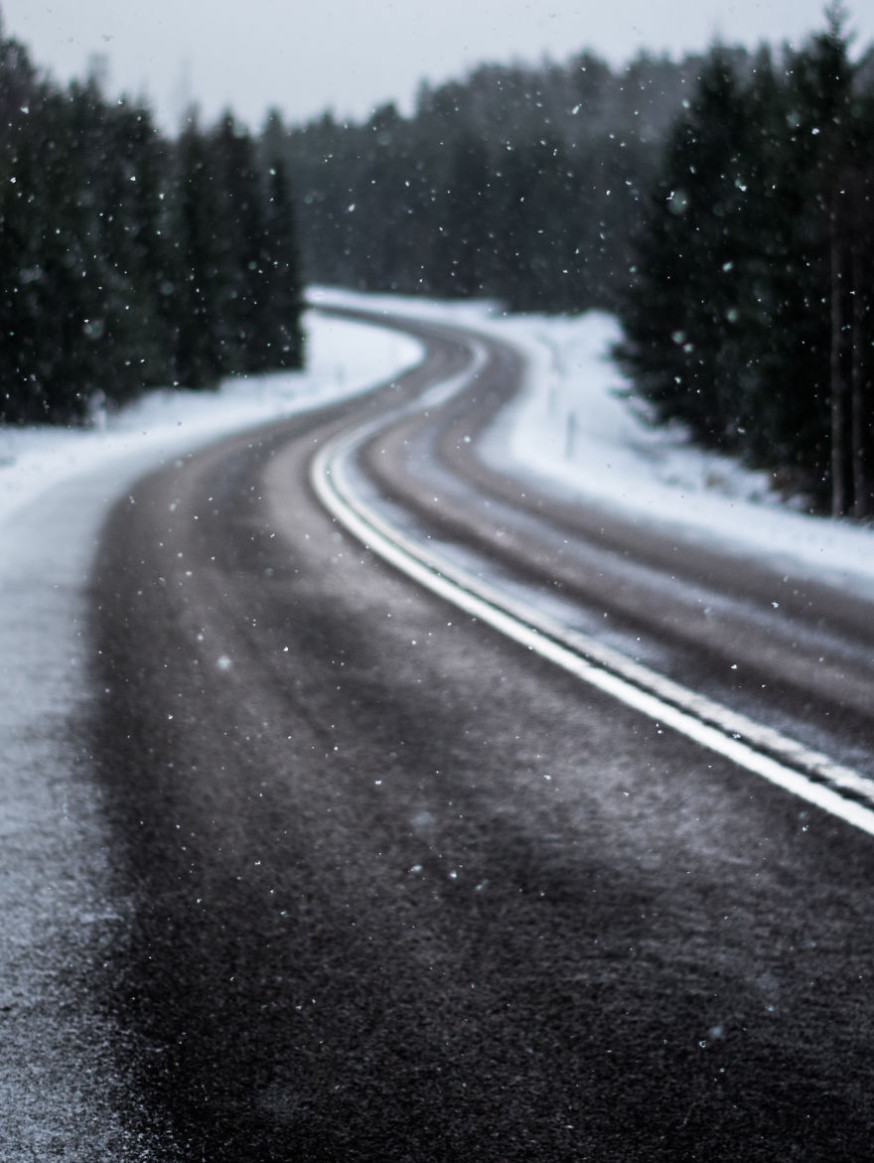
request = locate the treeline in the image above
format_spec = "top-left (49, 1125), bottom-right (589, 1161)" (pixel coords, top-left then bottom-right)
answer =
top-left (0, 26), bottom-right (304, 426)
top-left (615, 10), bottom-right (874, 515)
top-left (266, 8), bottom-right (873, 515)
top-left (265, 50), bottom-right (708, 311)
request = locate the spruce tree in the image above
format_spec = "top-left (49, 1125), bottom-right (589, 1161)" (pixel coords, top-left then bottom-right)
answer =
top-left (212, 114), bottom-right (271, 373)
top-left (170, 117), bottom-right (232, 389)
top-left (616, 12), bottom-right (873, 510)
top-left (262, 158), bottom-right (305, 369)
top-left (615, 48), bottom-right (754, 447)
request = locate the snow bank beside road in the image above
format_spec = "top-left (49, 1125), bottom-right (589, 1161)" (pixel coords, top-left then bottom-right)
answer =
top-left (0, 312), bottom-right (421, 528)
top-left (313, 288), bottom-right (874, 599)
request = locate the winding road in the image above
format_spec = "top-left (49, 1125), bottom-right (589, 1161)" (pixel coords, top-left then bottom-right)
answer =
top-left (91, 307), bottom-right (874, 1160)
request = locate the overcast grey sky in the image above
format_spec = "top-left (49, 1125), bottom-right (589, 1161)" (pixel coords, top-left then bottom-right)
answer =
top-left (2, 1), bottom-right (871, 131)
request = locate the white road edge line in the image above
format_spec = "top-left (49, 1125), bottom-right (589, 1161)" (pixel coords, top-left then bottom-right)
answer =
top-left (310, 349), bottom-right (874, 841)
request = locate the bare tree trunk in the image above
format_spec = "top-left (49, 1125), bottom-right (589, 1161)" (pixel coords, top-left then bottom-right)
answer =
top-left (850, 247), bottom-right (867, 518)
top-left (830, 215), bottom-right (847, 518)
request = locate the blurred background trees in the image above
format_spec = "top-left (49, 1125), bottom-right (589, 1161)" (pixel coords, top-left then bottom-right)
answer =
top-left (614, 7), bottom-right (873, 514)
top-left (0, 24), bottom-right (305, 425)
top-left (268, 7), bottom-right (871, 514)
top-left (1, 7), bottom-right (871, 517)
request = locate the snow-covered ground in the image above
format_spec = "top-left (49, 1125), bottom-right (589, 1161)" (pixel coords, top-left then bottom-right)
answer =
top-left (312, 288), bottom-right (874, 599)
top-left (1, 291), bottom-right (872, 1157)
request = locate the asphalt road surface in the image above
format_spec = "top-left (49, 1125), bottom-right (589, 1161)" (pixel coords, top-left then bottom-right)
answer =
top-left (90, 308), bottom-right (874, 1161)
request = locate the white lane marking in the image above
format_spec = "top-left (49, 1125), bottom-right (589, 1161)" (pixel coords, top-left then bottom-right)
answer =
top-left (310, 353), bottom-right (874, 840)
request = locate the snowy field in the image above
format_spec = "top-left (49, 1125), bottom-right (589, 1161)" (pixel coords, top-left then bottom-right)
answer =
top-left (1, 292), bottom-right (872, 1157)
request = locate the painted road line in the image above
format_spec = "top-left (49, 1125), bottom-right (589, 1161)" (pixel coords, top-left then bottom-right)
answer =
top-left (310, 345), bottom-right (874, 840)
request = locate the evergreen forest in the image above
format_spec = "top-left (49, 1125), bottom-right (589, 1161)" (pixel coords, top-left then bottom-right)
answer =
top-left (266, 7), bottom-right (873, 516)
top-left (0, 24), bottom-right (305, 426)
top-left (2, 7), bottom-right (873, 517)
top-left (615, 11), bottom-right (874, 517)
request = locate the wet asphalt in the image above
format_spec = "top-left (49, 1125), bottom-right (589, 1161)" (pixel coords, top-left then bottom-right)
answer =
top-left (89, 316), bottom-right (874, 1160)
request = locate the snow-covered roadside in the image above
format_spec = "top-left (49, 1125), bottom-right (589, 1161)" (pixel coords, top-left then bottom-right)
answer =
top-left (0, 311), bottom-right (422, 1160)
top-left (0, 313), bottom-right (421, 529)
top-left (312, 287), bottom-right (874, 599)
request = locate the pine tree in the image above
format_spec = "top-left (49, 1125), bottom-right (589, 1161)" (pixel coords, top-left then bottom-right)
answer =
top-left (262, 158), bottom-right (305, 369)
top-left (169, 116), bottom-right (231, 388)
top-left (0, 35), bottom-right (55, 422)
top-left (212, 114), bottom-right (271, 373)
top-left (616, 12), bottom-right (874, 511)
top-left (439, 133), bottom-right (493, 298)
top-left (615, 48), bottom-right (754, 447)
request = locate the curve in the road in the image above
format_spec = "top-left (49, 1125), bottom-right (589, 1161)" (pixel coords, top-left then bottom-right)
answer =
top-left (311, 308), bottom-right (874, 837)
top-left (90, 304), bottom-right (874, 1161)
